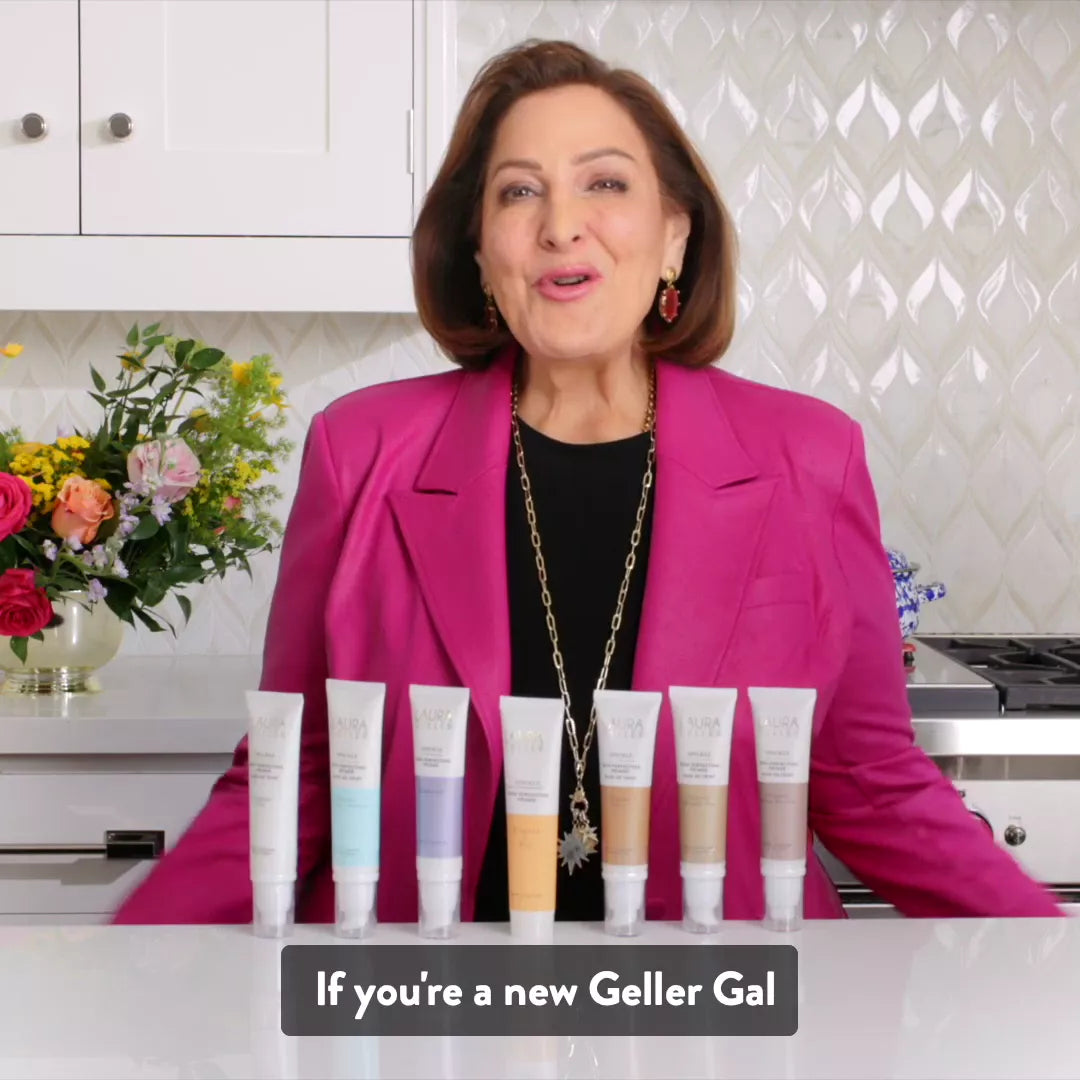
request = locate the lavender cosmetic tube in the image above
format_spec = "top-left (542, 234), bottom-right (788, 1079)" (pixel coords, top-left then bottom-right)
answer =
top-left (409, 684), bottom-right (470, 939)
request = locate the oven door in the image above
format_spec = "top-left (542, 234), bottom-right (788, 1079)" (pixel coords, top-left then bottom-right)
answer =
top-left (816, 843), bottom-right (1080, 917)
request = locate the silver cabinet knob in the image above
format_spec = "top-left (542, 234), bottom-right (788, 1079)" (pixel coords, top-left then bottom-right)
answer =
top-left (107, 112), bottom-right (133, 139)
top-left (1004, 824), bottom-right (1027, 846)
top-left (19, 112), bottom-right (47, 140)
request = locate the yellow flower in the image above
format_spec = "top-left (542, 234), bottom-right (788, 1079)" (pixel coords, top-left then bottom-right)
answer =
top-left (93, 477), bottom-right (112, 492)
top-left (120, 351), bottom-right (144, 371)
top-left (56, 436), bottom-right (90, 452)
top-left (188, 408), bottom-right (212, 433)
top-left (10, 441), bottom-right (49, 457)
top-left (0, 343), bottom-right (23, 358)
top-left (231, 361), bottom-right (253, 385)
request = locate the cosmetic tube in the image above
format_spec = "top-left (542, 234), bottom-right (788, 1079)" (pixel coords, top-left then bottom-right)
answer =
top-left (669, 686), bottom-right (737, 933)
top-left (594, 689), bottom-right (663, 937)
top-left (410, 684), bottom-right (470, 939)
top-left (500, 696), bottom-right (564, 944)
top-left (326, 678), bottom-right (386, 939)
top-left (749, 687), bottom-right (817, 932)
top-left (245, 690), bottom-right (304, 938)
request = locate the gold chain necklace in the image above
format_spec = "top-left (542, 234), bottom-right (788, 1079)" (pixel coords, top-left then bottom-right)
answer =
top-left (509, 364), bottom-right (657, 873)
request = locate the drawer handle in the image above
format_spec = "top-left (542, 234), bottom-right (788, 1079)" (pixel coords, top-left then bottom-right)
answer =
top-left (0, 829), bottom-right (164, 860)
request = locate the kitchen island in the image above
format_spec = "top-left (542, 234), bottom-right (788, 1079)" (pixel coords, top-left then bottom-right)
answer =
top-left (0, 917), bottom-right (1074, 1080)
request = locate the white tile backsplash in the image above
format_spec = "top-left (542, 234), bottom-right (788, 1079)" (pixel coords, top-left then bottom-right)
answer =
top-left (2, 0), bottom-right (1078, 655)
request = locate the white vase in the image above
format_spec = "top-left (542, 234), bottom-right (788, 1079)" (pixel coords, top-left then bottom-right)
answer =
top-left (0, 590), bottom-right (124, 695)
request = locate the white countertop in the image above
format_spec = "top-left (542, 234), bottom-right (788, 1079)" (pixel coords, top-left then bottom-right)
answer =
top-left (4, 653), bottom-right (1080, 759)
top-left (0, 656), bottom-right (259, 755)
top-left (0, 918), bottom-right (1075, 1079)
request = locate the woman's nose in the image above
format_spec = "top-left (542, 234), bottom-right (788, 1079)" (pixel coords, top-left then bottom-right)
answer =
top-left (538, 192), bottom-right (585, 250)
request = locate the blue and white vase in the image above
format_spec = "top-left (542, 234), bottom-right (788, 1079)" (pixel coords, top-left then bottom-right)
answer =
top-left (888, 548), bottom-right (946, 640)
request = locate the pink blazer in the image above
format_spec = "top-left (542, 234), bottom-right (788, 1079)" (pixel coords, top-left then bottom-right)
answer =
top-left (113, 347), bottom-right (1062, 925)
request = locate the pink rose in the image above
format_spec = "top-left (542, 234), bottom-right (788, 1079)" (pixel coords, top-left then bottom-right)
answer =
top-left (51, 476), bottom-right (115, 546)
top-left (0, 471), bottom-right (33, 541)
top-left (127, 438), bottom-right (201, 503)
top-left (0, 569), bottom-right (53, 638)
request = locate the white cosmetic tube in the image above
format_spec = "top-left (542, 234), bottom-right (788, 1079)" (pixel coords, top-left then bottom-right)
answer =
top-left (499, 696), bottom-right (564, 944)
top-left (669, 686), bottom-right (737, 933)
top-left (245, 689), bottom-right (304, 938)
top-left (326, 679), bottom-right (386, 939)
top-left (594, 689), bottom-right (663, 937)
top-left (748, 687), bottom-right (817, 932)
top-left (410, 684), bottom-right (470, 939)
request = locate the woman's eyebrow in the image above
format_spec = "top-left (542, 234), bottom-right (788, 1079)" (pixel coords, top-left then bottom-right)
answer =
top-left (489, 147), bottom-right (637, 178)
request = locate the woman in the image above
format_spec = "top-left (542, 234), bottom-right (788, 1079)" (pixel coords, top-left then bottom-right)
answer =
top-left (113, 40), bottom-right (1061, 926)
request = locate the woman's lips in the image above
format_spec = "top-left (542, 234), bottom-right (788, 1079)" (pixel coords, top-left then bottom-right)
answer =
top-left (534, 268), bottom-right (602, 302)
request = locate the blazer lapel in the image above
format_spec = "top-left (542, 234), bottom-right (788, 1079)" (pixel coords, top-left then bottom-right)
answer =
top-left (632, 360), bottom-right (778, 695)
top-left (387, 349), bottom-right (516, 800)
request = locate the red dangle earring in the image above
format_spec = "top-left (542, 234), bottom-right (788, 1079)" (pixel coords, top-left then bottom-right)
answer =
top-left (483, 283), bottom-right (499, 333)
top-left (658, 268), bottom-right (680, 323)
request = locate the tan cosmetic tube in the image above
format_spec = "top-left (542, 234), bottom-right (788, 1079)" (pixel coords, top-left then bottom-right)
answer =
top-left (670, 686), bottom-right (737, 933)
top-left (749, 687), bottom-right (817, 932)
top-left (594, 689), bottom-right (663, 937)
top-left (499, 696), bottom-right (564, 943)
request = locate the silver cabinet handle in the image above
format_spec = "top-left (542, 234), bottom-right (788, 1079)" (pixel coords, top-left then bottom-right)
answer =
top-left (19, 113), bottom-right (47, 140)
top-left (0, 829), bottom-right (164, 859)
top-left (107, 112), bottom-right (133, 139)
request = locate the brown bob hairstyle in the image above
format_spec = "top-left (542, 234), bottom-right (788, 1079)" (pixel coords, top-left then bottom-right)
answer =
top-left (412, 39), bottom-right (739, 371)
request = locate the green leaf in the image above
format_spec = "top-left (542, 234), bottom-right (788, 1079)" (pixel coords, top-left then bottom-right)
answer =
top-left (10, 532), bottom-right (41, 558)
top-left (89, 365), bottom-right (107, 392)
top-left (9, 636), bottom-right (28, 664)
top-left (168, 518), bottom-right (191, 562)
top-left (143, 322), bottom-right (161, 337)
top-left (129, 515), bottom-right (161, 541)
top-left (187, 348), bottom-right (225, 371)
top-left (177, 594), bottom-right (192, 624)
top-left (174, 340), bottom-right (195, 366)
top-left (131, 606), bottom-right (166, 633)
top-left (126, 324), bottom-right (139, 347)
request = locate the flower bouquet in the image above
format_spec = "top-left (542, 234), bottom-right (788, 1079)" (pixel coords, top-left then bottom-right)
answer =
top-left (0, 324), bottom-right (294, 684)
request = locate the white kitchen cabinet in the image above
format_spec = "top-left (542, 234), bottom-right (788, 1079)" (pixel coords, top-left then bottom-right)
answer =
top-left (0, 0), bottom-right (79, 234)
top-left (0, 761), bottom-right (228, 922)
top-left (0, 656), bottom-right (254, 923)
top-left (0, 0), bottom-right (458, 311)
top-left (80, 0), bottom-right (413, 238)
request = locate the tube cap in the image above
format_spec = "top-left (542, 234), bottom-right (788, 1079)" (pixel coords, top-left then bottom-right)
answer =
top-left (682, 873), bottom-right (724, 934)
top-left (336, 880), bottom-right (377, 939)
top-left (764, 873), bottom-right (804, 932)
top-left (603, 877), bottom-right (645, 937)
top-left (510, 909), bottom-right (555, 944)
top-left (418, 877), bottom-right (460, 939)
top-left (252, 881), bottom-right (294, 938)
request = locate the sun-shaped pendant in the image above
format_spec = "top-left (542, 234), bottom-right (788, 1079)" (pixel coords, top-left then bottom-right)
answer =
top-left (559, 824), bottom-right (598, 874)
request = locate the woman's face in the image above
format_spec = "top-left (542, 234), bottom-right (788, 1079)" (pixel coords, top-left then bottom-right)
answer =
top-left (475, 84), bottom-right (690, 367)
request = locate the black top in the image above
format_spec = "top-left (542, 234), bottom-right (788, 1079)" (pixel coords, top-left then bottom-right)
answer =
top-left (473, 417), bottom-right (655, 921)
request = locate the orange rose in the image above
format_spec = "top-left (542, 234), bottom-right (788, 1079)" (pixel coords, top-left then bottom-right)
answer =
top-left (50, 476), bottom-right (115, 545)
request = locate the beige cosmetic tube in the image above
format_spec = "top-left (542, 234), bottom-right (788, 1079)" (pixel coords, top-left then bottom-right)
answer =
top-left (594, 689), bottom-right (663, 937)
top-left (499, 696), bottom-right (564, 943)
top-left (748, 686), bottom-right (817, 932)
top-left (669, 686), bottom-right (737, 933)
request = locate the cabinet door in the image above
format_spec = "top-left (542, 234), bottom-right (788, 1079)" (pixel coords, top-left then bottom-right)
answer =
top-left (80, 0), bottom-right (414, 237)
top-left (0, 1), bottom-right (79, 234)
top-left (0, 767), bottom-right (226, 918)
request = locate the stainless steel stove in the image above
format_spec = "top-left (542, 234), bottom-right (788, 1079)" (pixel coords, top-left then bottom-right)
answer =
top-left (912, 635), bottom-right (1080, 713)
top-left (819, 634), bottom-right (1080, 916)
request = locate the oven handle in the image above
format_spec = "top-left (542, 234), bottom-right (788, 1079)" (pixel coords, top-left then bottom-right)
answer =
top-left (836, 883), bottom-right (1080, 906)
top-left (0, 830), bottom-right (165, 860)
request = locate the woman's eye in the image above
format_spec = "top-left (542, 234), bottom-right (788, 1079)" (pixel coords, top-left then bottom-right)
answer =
top-left (500, 184), bottom-right (537, 202)
top-left (591, 178), bottom-right (628, 192)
